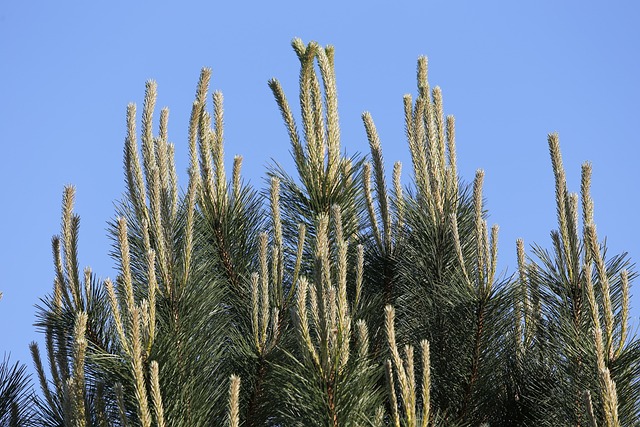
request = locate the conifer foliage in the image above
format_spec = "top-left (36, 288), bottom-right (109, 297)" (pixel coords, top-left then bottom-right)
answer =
top-left (1, 39), bottom-right (639, 426)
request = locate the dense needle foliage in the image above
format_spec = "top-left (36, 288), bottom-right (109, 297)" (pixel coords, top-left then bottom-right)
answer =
top-left (1, 39), bottom-right (639, 426)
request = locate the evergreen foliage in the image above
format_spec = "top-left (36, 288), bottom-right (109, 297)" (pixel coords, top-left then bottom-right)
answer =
top-left (1, 39), bottom-right (638, 426)
top-left (0, 351), bottom-right (37, 425)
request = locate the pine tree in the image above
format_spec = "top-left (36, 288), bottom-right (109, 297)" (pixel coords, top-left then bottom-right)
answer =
top-left (2, 38), bottom-right (638, 426)
top-left (0, 294), bottom-right (37, 427)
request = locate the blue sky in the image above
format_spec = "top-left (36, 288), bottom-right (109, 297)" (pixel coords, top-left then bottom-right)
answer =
top-left (1, 1), bottom-right (639, 372)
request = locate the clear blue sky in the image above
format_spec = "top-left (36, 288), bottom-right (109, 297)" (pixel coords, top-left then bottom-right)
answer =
top-left (1, 1), bottom-right (639, 372)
